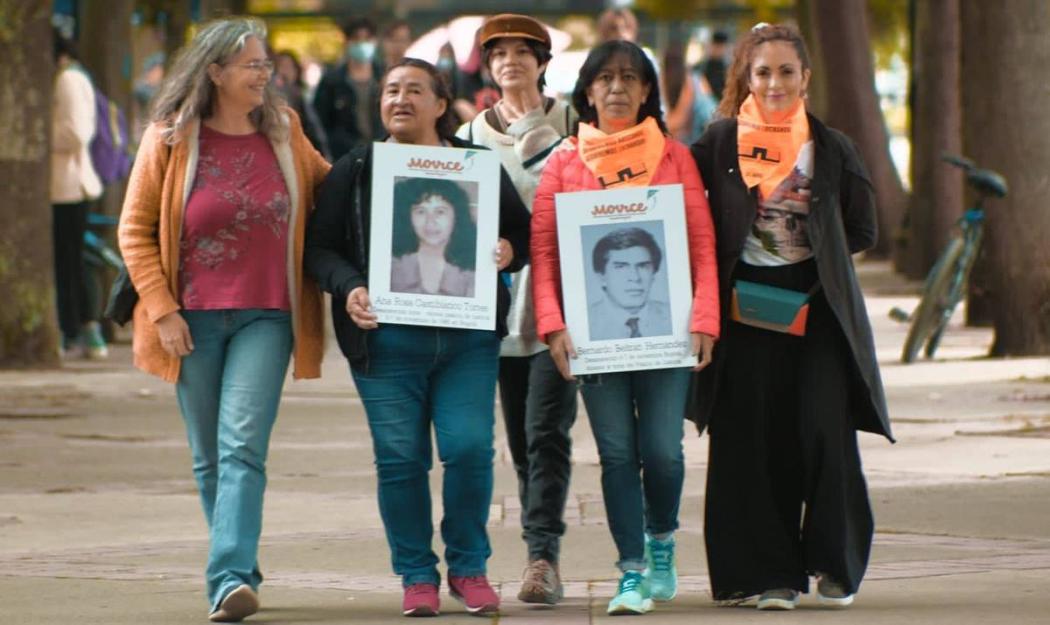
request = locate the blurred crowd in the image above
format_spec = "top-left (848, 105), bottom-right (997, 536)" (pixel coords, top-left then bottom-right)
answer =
top-left (51, 7), bottom-right (736, 360)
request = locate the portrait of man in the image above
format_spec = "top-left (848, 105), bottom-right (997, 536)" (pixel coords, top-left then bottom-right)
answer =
top-left (585, 225), bottom-right (673, 341)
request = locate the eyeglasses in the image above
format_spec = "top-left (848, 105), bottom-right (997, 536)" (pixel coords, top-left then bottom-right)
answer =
top-left (226, 60), bottom-right (275, 74)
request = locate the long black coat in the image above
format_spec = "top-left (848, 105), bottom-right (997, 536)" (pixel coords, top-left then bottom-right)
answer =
top-left (689, 114), bottom-right (893, 442)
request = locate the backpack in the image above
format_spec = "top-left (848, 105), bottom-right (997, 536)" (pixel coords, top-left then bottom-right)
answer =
top-left (87, 80), bottom-right (132, 185)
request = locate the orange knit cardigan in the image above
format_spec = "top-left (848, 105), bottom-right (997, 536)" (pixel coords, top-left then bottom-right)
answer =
top-left (118, 109), bottom-right (332, 382)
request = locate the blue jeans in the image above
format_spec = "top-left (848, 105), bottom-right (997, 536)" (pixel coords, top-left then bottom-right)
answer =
top-left (352, 325), bottom-right (501, 586)
top-left (175, 309), bottom-right (292, 611)
top-left (579, 367), bottom-right (690, 571)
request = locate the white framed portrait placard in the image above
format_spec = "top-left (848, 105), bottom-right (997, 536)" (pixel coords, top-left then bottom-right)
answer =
top-left (369, 142), bottom-right (501, 330)
top-left (555, 184), bottom-right (695, 375)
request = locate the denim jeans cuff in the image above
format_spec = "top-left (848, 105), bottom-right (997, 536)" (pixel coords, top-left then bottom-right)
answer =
top-left (617, 558), bottom-right (648, 573)
top-left (402, 571), bottom-right (441, 587)
top-left (527, 539), bottom-right (560, 564)
top-left (447, 566), bottom-right (486, 579)
top-left (527, 548), bottom-right (559, 564)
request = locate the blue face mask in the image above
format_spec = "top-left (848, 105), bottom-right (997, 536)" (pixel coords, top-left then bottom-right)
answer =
top-left (436, 57), bottom-right (454, 72)
top-left (347, 40), bottom-right (376, 63)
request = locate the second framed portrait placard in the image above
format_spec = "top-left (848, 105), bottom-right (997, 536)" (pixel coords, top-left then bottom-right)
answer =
top-left (555, 184), bottom-right (695, 375)
top-left (369, 142), bottom-right (501, 330)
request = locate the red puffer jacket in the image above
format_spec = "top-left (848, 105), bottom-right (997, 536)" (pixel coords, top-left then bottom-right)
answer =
top-left (531, 136), bottom-right (720, 343)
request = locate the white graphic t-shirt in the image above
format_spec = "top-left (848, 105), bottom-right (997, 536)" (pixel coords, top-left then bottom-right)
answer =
top-left (741, 140), bottom-right (815, 266)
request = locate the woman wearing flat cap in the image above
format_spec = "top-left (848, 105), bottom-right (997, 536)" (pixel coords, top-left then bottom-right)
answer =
top-left (455, 13), bottom-right (578, 606)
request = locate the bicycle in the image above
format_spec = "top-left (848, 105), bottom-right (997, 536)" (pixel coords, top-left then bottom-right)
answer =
top-left (896, 154), bottom-right (1007, 363)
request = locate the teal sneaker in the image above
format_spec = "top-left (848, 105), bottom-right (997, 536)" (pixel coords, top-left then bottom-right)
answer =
top-left (607, 570), bottom-right (652, 615)
top-left (645, 534), bottom-right (677, 601)
top-left (80, 322), bottom-right (109, 360)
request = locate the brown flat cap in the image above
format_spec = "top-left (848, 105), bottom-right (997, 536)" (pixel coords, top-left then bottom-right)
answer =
top-left (479, 14), bottom-right (551, 48)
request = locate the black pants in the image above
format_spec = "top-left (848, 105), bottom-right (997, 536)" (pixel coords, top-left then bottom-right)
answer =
top-left (498, 351), bottom-right (579, 563)
top-left (705, 260), bottom-right (873, 600)
top-left (52, 202), bottom-right (93, 341)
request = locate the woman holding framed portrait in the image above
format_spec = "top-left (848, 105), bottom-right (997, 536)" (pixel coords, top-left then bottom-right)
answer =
top-left (530, 39), bottom-right (719, 615)
top-left (304, 58), bottom-right (531, 617)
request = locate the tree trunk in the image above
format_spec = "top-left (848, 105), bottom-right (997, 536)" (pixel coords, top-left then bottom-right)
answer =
top-left (960, 1), bottom-right (1050, 354)
top-left (79, 0), bottom-right (134, 220)
top-left (810, 0), bottom-right (909, 258)
top-left (901, 0), bottom-right (962, 280)
top-left (794, 0), bottom-right (828, 119)
top-left (156, 0), bottom-right (192, 62)
top-left (0, 1), bottom-right (60, 366)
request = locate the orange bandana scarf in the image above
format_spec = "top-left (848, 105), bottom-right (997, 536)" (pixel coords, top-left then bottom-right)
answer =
top-left (737, 93), bottom-right (810, 200)
top-left (577, 117), bottom-right (666, 188)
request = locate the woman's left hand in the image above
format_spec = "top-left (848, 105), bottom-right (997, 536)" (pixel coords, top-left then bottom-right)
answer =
top-left (691, 332), bottom-right (716, 371)
top-left (494, 238), bottom-right (514, 270)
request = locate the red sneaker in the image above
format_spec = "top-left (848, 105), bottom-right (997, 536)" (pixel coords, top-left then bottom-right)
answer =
top-left (402, 583), bottom-right (440, 617)
top-left (448, 575), bottom-right (500, 615)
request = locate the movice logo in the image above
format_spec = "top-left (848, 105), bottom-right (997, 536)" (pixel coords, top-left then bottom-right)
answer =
top-left (591, 188), bottom-right (660, 218)
top-left (406, 150), bottom-right (477, 174)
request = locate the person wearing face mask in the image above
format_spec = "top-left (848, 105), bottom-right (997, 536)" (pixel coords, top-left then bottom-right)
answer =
top-left (304, 58), bottom-right (531, 618)
top-left (689, 23), bottom-right (893, 611)
top-left (313, 17), bottom-right (384, 160)
top-left (531, 40), bottom-right (719, 616)
top-left (454, 14), bottom-right (579, 606)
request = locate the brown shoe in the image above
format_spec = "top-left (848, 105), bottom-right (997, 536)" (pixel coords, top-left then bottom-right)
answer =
top-left (209, 584), bottom-right (259, 622)
top-left (517, 559), bottom-right (563, 605)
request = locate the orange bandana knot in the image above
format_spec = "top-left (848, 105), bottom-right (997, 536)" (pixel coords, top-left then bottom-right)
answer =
top-left (736, 94), bottom-right (810, 200)
top-left (577, 117), bottom-right (666, 188)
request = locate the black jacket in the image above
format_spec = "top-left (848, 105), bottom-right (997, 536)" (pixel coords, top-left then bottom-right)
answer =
top-left (689, 114), bottom-right (893, 442)
top-left (304, 136), bottom-right (531, 370)
top-left (312, 64), bottom-right (385, 161)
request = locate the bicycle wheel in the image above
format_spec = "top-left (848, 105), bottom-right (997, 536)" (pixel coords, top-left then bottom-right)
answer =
top-left (901, 237), bottom-right (966, 363)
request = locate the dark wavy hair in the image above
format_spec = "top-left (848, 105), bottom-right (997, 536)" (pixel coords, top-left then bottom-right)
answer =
top-left (717, 23), bottom-right (811, 119)
top-left (482, 38), bottom-right (552, 92)
top-left (592, 226), bottom-right (662, 274)
top-left (391, 177), bottom-right (477, 270)
top-left (380, 58), bottom-right (459, 139)
top-left (571, 40), bottom-right (667, 135)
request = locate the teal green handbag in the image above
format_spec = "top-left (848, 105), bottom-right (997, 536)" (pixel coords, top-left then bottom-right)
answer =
top-left (730, 280), bottom-right (821, 336)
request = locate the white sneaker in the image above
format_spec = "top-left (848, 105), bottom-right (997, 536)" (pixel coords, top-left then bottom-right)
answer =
top-left (757, 588), bottom-right (800, 610)
top-left (816, 573), bottom-right (855, 608)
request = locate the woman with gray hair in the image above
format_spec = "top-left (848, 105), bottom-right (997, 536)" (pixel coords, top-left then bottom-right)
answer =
top-left (118, 17), bottom-right (330, 622)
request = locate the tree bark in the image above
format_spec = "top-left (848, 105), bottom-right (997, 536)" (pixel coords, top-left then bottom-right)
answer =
top-left (960, 1), bottom-right (1050, 354)
top-left (901, 0), bottom-right (962, 280)
top-left (794, 0), bottom-right (828, 119)
top-left (810, 0), bottom-right (909, 258)
top-left (0, 1), bottom-right (60, 366)
top-left (79, 0), bottom-right (135, 220)
top-left (154, 0), bottom-right (192, 63)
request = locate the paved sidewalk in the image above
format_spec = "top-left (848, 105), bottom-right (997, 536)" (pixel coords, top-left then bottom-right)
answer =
top-left (1, 261), bottom-right (1049, 624)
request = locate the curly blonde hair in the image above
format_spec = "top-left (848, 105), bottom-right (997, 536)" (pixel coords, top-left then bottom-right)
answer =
top-left (150, 17), bottom-right (287, 144)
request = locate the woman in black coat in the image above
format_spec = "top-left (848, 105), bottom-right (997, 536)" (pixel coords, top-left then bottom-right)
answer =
top-left (689, 23), bottom-right (893, 611)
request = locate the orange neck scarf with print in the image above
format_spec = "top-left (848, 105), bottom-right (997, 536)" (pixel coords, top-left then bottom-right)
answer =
top-left (577, 117), bottom-right (666, 188)
top-left (736, 93), bottom-right (810, 200)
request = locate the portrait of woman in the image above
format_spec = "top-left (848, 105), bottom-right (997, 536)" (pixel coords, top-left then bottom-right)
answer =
top-left (390, 177), bottom-right (477, 297)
